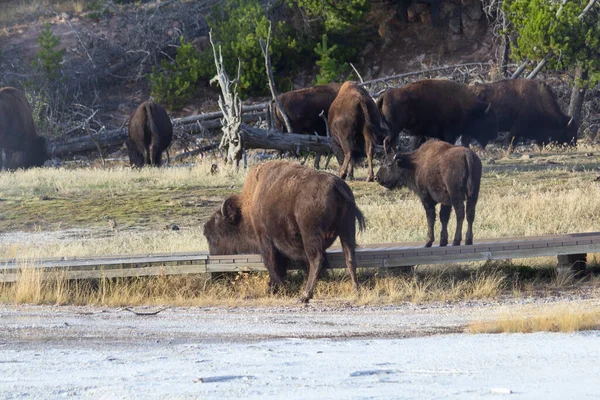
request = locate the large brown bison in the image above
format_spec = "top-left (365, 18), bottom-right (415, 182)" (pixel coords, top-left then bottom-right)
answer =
top-left (375, 140), bottom-right (482, 247)
top-left (468, 79), bottom-right (578, 147)
top-left (125, 100), bottom-right (173, 167)
top-left (328, 81), bottom-right (387, 182)
top-left (203, 160), bottom-right (365, 303)
top-left (376, 79), bottom-right (497, 153)
top-left (0, 87), bottom-right (47, 170)
top-left (272, 83), bottom-right (342, 168)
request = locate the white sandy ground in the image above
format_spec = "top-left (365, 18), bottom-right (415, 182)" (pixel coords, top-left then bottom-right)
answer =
top-left (0, 300), bottom-right (599, 399)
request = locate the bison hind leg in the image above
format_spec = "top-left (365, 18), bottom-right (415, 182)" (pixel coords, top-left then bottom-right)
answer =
top-left (439, 204), bottom-right (452, 247)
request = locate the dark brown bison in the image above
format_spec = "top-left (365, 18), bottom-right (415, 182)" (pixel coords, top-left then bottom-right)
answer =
top-left (272, 83), bottom-right (342, 168)
top-left (125, 101), bottom-right (173, 167)
top-left (328, 81), bottom-right (387, 182)
top-left (376, 79), bottom-right (497, 153)
top-left (0, 87), bottom-right (47, 170)
top-left (468, 79), bottom-right (578, 147)
top-left (203, 160), bottom-right (365, 303)
top-left (375, 140), bottom-right (482, 247)
top-left (273, 83), bottom-right (342, 135)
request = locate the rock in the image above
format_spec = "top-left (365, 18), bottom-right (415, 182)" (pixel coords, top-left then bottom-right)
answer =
top-left (466, 4), bottom-right (484, 20)
top-left (440, 2), bottom-right (459, 19)
top-left (521, 154), bottom-right (531, 160)
top-left (449, 14), bottom-right (462, 34)
top-left (165, 224), bottom-right (180, 231)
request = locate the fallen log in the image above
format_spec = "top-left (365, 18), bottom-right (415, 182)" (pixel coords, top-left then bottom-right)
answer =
top-left (240, 124), bottom-right (384, 154)
top-left (49, 112), bottom-right (266, 157)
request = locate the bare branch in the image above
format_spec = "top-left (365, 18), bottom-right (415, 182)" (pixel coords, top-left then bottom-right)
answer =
top-left (350, 63), bottom-right (364, 83)
top-left (259, 22), bottom-right (293, 133)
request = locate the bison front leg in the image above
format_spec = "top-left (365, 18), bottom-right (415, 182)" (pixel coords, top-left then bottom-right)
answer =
top-left (452, 199), bottom-right (465, 246)
top-left (260, 241), bottom-right (286, 293)
top-left (422, 199), bottom-right (437, 247)
top-left (439, 204), bottom-right (452, 247)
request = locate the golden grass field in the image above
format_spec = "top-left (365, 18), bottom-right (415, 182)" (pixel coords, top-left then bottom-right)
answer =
top-left (1, 145), bottom-right (600, 322)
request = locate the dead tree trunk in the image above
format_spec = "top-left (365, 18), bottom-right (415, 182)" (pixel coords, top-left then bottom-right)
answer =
top-left (568, 65), bottom-right (589, 128)
top-left (208, 31), bottom-right (243, 170)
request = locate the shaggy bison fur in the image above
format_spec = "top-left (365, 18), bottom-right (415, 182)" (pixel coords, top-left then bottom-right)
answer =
top-left (0, 87), bottom-right (47, 170)
top-left (328, 81), bottom-right (387, 182)
top-left (125, 101), bottom-right (173, 167)
top-left (375, 140), bottom-right (482, 247)
top-left (376, 79), bottom-right (497, 153)
top-left (203, 160), bottom-right (366, 303)
top-left (469, 79), bottom-right (578, 147)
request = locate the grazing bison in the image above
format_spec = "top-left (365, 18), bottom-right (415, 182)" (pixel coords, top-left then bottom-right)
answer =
top-left (272, 83), bottom-right (342, 168)
top-left (376, 79), bottom-right (497, 153)
top-left (375, 140), bottom-right (482, 247)
top-left (203, 160), bottom-right (365, 303)
top-left (328, 81), bottom-right (387, 182)
top-left (125, 100), bottom-right (173, 167)
top-left (0, 87), bottom-right (47, 170)
top-left (468, 79), bottom-right (578, 147)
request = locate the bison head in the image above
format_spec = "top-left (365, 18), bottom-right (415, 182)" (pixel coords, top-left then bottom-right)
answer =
top-left (564, 116), bottom-right (579, 146)
top-left (125, 138), bottom-right (145, 168)
top-left (27, 136), bottom-right (48, 167)
top-left (203, 195), bottom-right (258, 255)
top-left (466, 101), bottom-right (498, 147)
top-left (375, 153), bottom-right (413, 190)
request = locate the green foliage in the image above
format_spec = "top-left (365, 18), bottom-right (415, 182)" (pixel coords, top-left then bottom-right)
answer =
top-left (504, 0), bottom-right (600, 84)
top-left (287, 0), bottom-right (369, 33)
top-left (86, 0), bottom-right (111, 19)
top-left (314, 34), bottom-right (348, 84)
top-left (149, 36), bottom-right (204, 111)
top-left (31, 23), bottom-right (65, 81)
top-left (203, 0), bottom-right (307, 96)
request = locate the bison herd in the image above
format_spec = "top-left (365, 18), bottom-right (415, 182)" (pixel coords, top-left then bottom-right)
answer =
top-left (0, 77), bottom-right (581, 302)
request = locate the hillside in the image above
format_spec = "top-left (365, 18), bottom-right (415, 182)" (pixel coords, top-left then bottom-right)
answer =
top-left (0, 0), bottom-right (598, 152)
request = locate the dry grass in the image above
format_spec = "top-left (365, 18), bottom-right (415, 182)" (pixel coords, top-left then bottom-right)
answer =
top-left (0, 266), bottom-right (509, 307)
top-left (468, 306), bottom-right (600, 334)
top-left (2, 147), bottom-right (600, 306)
top-left (0, 0), bottom-right (93, 24)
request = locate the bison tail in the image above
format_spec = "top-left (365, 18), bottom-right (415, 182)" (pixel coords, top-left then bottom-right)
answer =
top-left (144, 103), bottom-right (159, 141)
top-left (359, 100), bottom-right (380, 140)
top-left (465, 151), bottom-right (475, 197)
top-left (355, 207), bottom-right (366, 233)
top-left (334, 180), bottom-right (366, 232)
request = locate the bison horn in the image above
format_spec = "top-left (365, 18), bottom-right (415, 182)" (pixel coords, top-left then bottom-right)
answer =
top-left (567, 116), bottom-right (574, 127)
top-left (485, 103), bottom-right (492, 114)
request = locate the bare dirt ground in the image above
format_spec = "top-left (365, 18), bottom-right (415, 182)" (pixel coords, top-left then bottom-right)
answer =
top-left (1, 296), bottom-right (600, 399)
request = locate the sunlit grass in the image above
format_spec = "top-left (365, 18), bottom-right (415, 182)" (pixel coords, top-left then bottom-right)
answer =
top-left (468, 306), bottom-right (600, 333)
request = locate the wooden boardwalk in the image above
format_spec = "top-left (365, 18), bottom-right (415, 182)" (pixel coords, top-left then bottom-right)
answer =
top-left (1, 232), bottom-right (599, 283)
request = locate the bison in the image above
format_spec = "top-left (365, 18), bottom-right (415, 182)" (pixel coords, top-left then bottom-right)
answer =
top-left (375, 140), bottom-right (482, 247)
top-left (203, 160), bottom-right (365, 303)
top-left (272, 83), bottom-right (342, 168)
top-left (468, 79), bottom-right (578, 147)
top-left (376, 79), bottom-right (497, 153)
top-left (125, 100), bottom-right (173, 167)
top-left (328, 81), bottom-right (387, 182)
top-left (0, 87), bottom-right (47, 170)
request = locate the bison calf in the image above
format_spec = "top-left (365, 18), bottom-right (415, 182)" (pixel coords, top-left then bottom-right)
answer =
top-left (375, 140), bottom-right (482, 247)
top-left (328, 81), bottom-right (386, 182)
top-left (125, 100), bottom-right (173, 167)
top-left (203, 160), bottom-right (365, 303)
